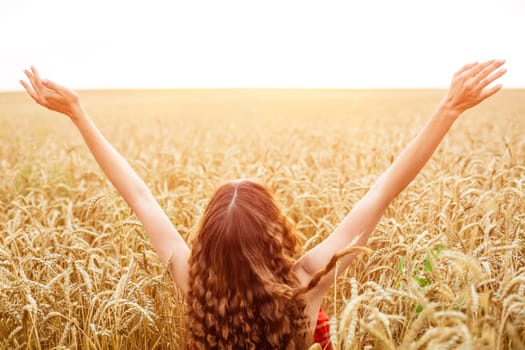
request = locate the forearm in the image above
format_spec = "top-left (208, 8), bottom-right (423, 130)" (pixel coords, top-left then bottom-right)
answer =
top-left (296, 60), bottom-right (505, 300)
top-left (371, 100), bottom-right (460, 203)
top-left (72, 108), bottom-right (149, 206)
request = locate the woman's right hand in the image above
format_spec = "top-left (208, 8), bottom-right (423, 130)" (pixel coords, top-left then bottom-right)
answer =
top-left (20, 66), bottom-right (85, 120)
top-left (443, 59), bottom-right (506, 116)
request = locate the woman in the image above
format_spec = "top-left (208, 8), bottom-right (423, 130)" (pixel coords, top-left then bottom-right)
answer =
top-left (20, 60), bottom-right (506, 349)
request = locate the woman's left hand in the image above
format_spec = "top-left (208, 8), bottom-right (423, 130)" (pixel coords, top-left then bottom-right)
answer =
top-left (19, 66), bottom-right (84, 120)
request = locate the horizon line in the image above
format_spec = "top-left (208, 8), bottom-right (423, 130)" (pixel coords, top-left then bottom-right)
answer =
top-left (2, 86), bottom-right (525, 94)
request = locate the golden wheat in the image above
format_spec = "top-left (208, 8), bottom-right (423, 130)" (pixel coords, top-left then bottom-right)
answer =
top-left (0, 89), bottom-right (523, 349)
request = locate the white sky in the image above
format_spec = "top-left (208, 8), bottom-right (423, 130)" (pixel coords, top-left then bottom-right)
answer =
top-left (1, 0), bottom-right (524, 90)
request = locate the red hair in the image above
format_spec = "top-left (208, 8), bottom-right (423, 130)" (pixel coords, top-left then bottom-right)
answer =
top-left (187, 179), bottom-right (309, 349)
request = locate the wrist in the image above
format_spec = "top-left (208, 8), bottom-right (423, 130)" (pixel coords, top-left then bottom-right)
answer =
top-left (436, 98), bottom-right (462, 121)
top-left (70, 105), bottom-right (89, 124)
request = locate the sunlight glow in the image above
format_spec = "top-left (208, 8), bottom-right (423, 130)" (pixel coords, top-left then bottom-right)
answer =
top-left (1, 0), bottom-right (524, 90)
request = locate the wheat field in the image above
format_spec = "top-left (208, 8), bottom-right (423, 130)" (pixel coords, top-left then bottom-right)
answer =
top-left (0, 89), bottom-right (524, 349)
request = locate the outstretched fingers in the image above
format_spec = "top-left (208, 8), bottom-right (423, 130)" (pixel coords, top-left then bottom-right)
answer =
top-left (22, 68), bottom-right (48, 104)
top-left (23, 69), bottom-right (39, 92)
top-left (474, 60), bottom-right (505, 84)
top-left (445, 59), bottom-right (506, 114)
top-left (461, 60), bottom-right (495, 81)
top-left (454, 62), bottom-right (478, 77)
top-left (468, 59), bottom-right (506, 102)
top-left (478, 67), bottom-right (507, 91)
top-left (457, 59), bottom-right (506, 97)
top-left (21, 67), bottom-right (59, 106)
top-left (481, 82), bottom-right (503, 101)
top-left (30, 66), bottom-right (45, 92)
top-left (19, 79), bottom-right (39, 103)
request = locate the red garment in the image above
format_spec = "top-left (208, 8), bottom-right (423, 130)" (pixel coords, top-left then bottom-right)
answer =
top-left (313, 307), bottom-right (332, 350)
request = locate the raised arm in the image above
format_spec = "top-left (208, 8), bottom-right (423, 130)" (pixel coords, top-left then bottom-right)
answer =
top-left (20, 67), bottom-right (190, 294)
top-left (294, 60), bottom-right (506, 300)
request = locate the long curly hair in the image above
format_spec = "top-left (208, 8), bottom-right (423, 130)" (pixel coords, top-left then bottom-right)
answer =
top-left (187, 179), bottom-right (311, 349)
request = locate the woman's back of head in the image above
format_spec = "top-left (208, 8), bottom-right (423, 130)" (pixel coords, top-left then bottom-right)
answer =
top-left (187, 179), bottom-right (309, 349)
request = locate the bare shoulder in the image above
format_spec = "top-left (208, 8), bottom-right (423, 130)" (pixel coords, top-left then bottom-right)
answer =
top-left (293, 261), bottom-right (326, 338)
